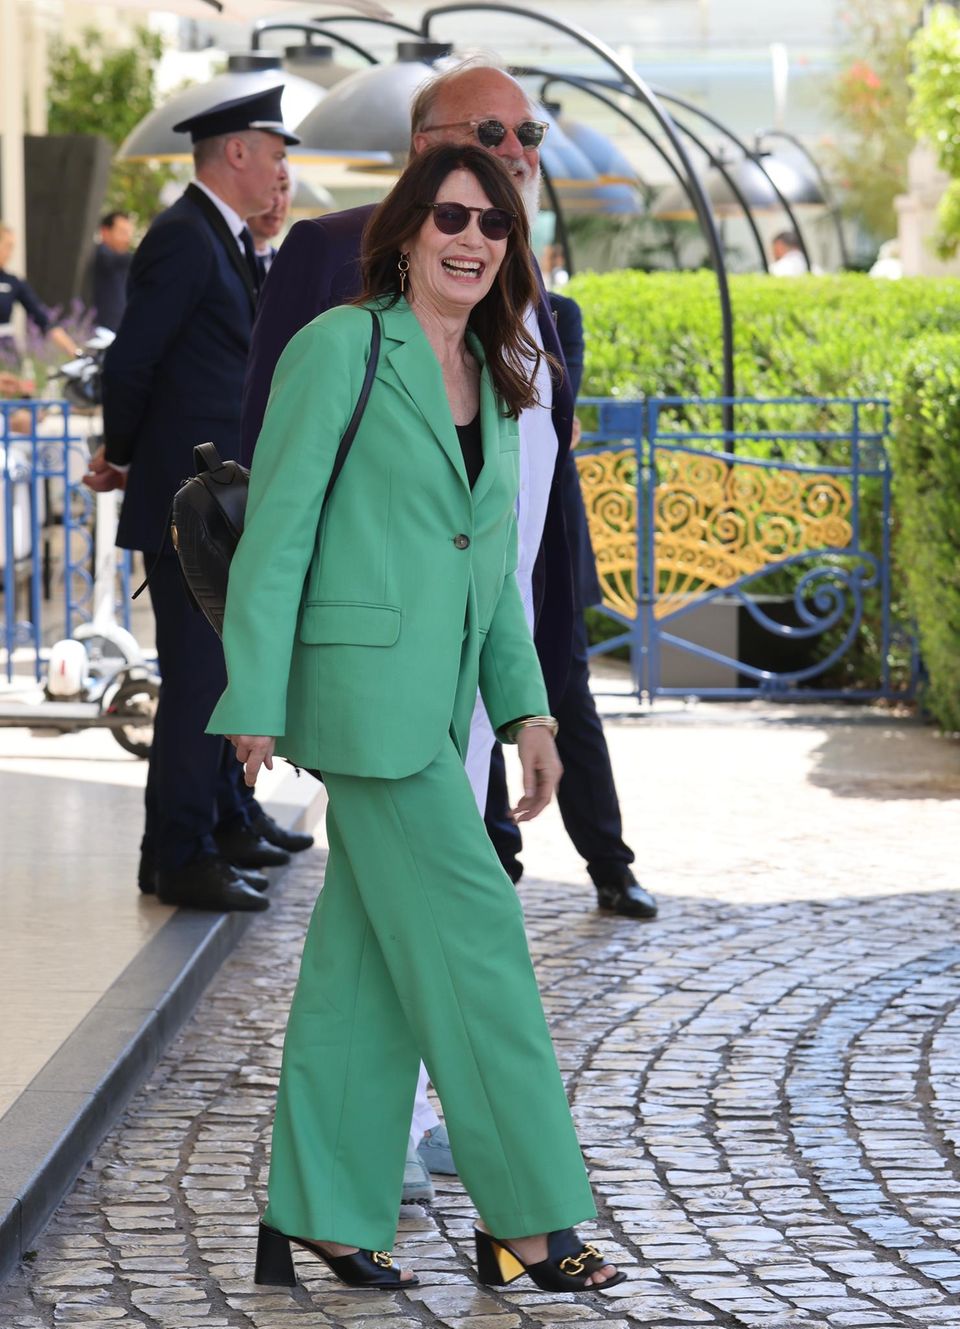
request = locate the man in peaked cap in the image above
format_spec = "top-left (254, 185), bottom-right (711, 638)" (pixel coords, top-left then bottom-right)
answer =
top-left (85, 86), bottom-right (304, 912)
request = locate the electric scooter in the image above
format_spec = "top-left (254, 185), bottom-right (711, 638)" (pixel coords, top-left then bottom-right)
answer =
top-left (0, 331), bottom-right (159, 757)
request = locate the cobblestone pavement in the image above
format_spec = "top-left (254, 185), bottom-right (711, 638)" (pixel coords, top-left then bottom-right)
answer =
top-left (3, 707), bottom-right (960, 1329)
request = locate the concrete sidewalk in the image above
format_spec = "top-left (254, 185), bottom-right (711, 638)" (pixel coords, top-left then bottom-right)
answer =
top-left (0, 722), bottom-right (326, 1283)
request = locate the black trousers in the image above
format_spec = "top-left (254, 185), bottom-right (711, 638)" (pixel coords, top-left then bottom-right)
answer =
top-left (144, 554), bottom-right (250, 870)
top-left (484, 607), bottom-right (634, 881)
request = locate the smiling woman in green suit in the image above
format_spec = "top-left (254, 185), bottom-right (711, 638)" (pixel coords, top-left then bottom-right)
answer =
top-left (208, 145), bottom-right (626, 1294)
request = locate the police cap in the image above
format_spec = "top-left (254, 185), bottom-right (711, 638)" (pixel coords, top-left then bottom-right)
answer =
top-left (172, 85), bottom-right (300, 146)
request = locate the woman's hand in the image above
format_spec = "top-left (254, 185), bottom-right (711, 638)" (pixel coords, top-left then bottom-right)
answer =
top-left (230, 735), bottom-right (276, 788)
top-left (511, 727), bottom-right (563, 823)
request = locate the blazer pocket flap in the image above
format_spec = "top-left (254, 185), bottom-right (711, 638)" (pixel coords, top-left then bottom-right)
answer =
top-left (300, 601), bottom-right (401, 646)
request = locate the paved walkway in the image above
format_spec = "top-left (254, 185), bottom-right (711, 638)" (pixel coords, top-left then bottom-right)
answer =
top-left (1, 700), bottom-right (959, 1328)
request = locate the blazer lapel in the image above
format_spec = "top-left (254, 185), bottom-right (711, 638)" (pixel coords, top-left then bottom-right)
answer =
top-left (377, 300), bottom-right (468, 489)
top-left (185, 183), bottom-right (257, 314)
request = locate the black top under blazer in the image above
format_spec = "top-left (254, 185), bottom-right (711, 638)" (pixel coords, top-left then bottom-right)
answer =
top-left (102, 184), bottom-right (257, 554)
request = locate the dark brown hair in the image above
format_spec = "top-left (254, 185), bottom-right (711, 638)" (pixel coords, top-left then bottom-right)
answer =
top-left (357, 144), bottom-right (553, 418)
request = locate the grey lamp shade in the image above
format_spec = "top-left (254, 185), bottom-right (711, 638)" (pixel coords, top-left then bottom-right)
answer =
top-left (653, 150), bottom-right (824, 221)
top-left (705, 155), bottom-right (825, 215)
top-left (550, 115), bottom-right (644, 215)
top-left (117, 55), bottom-right (325, 162)
top-left (283, 42), bottom-right (357, 89)
top-left (295, 44), bottom-right (453, 159)
top-left (558, 117), bottom-right (639, 184)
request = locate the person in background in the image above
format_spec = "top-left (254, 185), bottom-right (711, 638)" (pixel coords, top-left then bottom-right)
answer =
top-left (869, 239), bottom-right (903, 280)
top-left (86, 211), bottom-right (135, 332)
top-left (0, 223), bottom-right (80, 362)
top-left (84, 87), bottom-right (301, 912)
top-left (248, 174), bottom-right (292, 283)
top-left (769, 230), bottom-right (811, 276)
top-left (483, 289), bottom-right (655, 919)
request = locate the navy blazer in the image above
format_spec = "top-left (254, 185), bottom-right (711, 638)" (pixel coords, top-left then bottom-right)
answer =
top-left (241, 205), bottom-right (577, 704)
top-left (103, 185), bottom-right (257, 554)
top-left (549, 292), bottom-right (603, 611)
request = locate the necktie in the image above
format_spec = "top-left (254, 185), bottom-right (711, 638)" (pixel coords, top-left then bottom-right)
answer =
top-left (239, 226), bottom-right (260, 294)
top-left (256, 253), bottom-right (268, 287)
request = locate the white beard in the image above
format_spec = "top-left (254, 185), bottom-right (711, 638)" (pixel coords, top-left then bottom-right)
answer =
top-left (501, 155), bottom-right (542, 226)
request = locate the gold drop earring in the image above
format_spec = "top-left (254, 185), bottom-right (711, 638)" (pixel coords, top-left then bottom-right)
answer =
top-left (398, 252), bottom-right (410, 293)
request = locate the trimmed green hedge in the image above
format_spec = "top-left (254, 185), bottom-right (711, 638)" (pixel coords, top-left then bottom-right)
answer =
top-left (564, 271), bottom-right (960, 724)
top-left (567, 271), bottom-right (960, 404)
top-left (890, 340), bottom-right (960, 731)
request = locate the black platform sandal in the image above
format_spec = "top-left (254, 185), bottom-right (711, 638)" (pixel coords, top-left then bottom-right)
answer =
top-left (255, 1221), bottom-right (419, 1289)
top-left (475, 1226), bottom-right (627, 1292)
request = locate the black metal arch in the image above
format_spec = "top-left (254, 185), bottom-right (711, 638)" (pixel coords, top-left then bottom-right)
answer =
top-left (533, 70), bottom-right (770, 273)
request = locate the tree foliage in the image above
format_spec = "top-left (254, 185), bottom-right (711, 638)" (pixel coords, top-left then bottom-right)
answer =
top-left (909, 4), bottom-right (960, 257)
top-left (825, 0), bottom-right (924, 243)
top-left (46, 26), bottom-right (177, 225)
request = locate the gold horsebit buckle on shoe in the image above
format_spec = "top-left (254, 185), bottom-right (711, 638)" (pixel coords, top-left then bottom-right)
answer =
top-left (371, 1251), bottom-right (394, 1268)
top-left (559, 1242), bottom-right (601, 1275)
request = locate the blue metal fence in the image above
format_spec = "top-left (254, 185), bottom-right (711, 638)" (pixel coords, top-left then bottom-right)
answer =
top-left (1, 399), bottom-right (132, 683)
top-left (575, 396), bottom-right (915, 701)
top-left (2, 393), bottom-right (914, 703)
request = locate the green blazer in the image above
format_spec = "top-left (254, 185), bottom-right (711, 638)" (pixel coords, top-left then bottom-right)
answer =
top-left (207, 298), bottom-right (548, 779)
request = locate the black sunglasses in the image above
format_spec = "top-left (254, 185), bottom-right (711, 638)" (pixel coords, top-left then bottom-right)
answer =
top-left (423, 118), bottom-right (549, 150)
top-left (423, 201), bottom-right (517, 241)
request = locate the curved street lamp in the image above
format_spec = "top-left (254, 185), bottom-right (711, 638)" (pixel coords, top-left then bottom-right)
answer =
top-left (117, 52), bottom-right (327, 162)
top-left (648, 85), bottom-right (815, 271)
top-left (533, 70), bottom-right (768, 271)
top-left (251, 20), bottom-right (380, 67)
top-left (294, 40), bottom-right (453, 158)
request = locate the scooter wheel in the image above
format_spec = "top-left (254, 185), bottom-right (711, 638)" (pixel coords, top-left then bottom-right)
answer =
top-left (110, 676), bottom-right (159, 759)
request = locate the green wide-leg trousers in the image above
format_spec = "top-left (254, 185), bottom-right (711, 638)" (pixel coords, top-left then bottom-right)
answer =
top-left (263, 735), bottom-right (597, 1250)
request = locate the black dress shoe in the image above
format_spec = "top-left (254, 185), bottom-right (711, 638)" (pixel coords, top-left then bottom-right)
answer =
top-left (590, 867), bottom-right (658, 920)
top-left (250, 808), bottom-right (314, 854)
top-left (157, 856), bottom-right (269, 912)
top-left (214, 824), bottom-right (291, 869)
top-left (139, 854), bottom-right (269, 895)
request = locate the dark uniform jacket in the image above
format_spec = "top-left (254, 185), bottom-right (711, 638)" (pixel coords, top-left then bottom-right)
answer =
top-left (0, 269), bottom-right (51, 332)
top-left (240, 205), bottom-right (578, 704)
top-left (102, 184), bottom-right (257, 553)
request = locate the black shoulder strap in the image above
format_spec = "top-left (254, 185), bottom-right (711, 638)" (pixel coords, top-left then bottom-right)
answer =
top-left (194, 441), bottom-right (223, 474)
top-left (319, 308), bottom-right (381, 520)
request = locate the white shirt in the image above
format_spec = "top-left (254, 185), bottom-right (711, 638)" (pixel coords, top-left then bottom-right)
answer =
top-left (516, 305), bottom-right (558, 629)
top-left (770, 248), bottom-right (812, 276)
top-left (193, 179), bottom-right (247, 253)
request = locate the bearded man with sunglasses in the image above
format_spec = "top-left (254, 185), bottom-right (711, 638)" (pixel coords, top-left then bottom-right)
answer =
top-left (240, 56), bottom-right (656, 1196)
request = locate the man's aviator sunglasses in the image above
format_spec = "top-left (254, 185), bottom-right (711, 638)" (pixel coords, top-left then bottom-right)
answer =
top-left (423, 118), bottom-right (549, 150)
top-left (424, 202), bottom-right (517, 241)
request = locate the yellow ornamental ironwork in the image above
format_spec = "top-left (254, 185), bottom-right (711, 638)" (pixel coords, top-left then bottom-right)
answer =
top-left (575, 450), bottom-right (854, 620)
